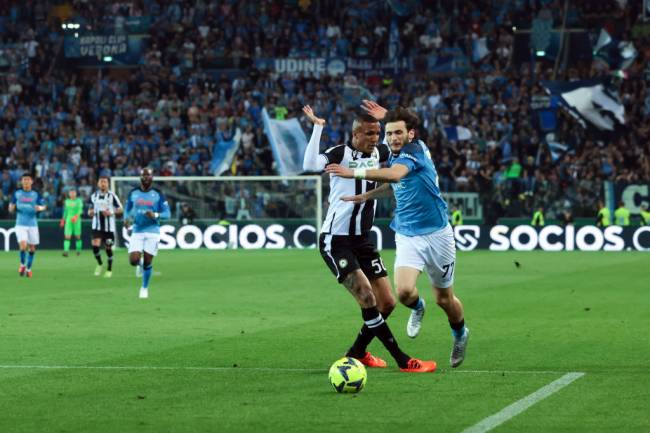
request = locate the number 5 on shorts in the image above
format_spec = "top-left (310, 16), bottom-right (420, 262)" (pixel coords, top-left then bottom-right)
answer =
top-left (371, 258), bottom-right (386, 274)
top-left (442, 261), bottom-right (455, 278)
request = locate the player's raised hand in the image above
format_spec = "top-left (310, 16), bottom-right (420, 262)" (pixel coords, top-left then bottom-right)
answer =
top-left (302, 105), bottom-right (326, 126)
top-left (324, 163), bottom-right (354, 178)
top-left (361, 100), bottom-right (387, 120)
top-left (341, 193), bottom-right (368, 204)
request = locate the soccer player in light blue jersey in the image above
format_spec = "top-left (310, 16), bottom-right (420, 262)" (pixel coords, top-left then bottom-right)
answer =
top-left (8, 173), bottom-right (47, 278)
top-left (124, 168), bottom-right (171, 299)
top-left (326, 105), bottom-right (469, 368)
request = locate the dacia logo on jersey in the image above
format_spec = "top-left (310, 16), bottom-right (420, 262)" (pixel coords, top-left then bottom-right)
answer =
top-left (348, 160), bottom-right (376, 169)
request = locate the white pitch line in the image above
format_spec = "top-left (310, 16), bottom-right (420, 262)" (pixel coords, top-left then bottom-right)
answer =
top-left (0, 364), bottom-right (572, 375)
top-left (0, 365), bottom-right (322, 373)
top-left (460, 372), bottom-right (586, 433)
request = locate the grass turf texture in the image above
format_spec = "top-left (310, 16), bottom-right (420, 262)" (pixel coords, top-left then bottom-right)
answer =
top-left (0, 249), bottom-right (648, 433)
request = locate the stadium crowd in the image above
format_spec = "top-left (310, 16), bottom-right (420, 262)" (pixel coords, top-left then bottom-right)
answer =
top-left (0, 0), bottom-right (648, 221)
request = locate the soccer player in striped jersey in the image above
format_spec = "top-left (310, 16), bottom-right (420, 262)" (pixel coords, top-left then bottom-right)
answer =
top-left (60, 189), bottom-right (83, 257)
top-left (302, 105), bottom-right (436, 373)
top-left (124, 168), bottom-right (170, 299)
top-left (88, 177), bottom-right (123, 277)
top-left (8, 173), bottom-right (46, 277)
top-left (327, 104), bottom-right (469, 368)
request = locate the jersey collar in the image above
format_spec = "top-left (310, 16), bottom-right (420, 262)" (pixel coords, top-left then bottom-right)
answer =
top-left (347, 142), bottom-right (372, 159)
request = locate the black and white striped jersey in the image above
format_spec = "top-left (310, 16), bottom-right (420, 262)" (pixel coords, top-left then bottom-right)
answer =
top-left (88, 190), bottom-right (122, 233)
top-left (321, 143), bottom-right (390, 235)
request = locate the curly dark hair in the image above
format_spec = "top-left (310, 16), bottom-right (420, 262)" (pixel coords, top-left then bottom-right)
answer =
top-left (384, 107), bottom-right (420, 131)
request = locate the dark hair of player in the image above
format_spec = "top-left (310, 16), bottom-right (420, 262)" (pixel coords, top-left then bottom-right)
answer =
top-left (21, 172), bottom-right (33, 179)
top-left (351, 113), bottom-right (379, 134)
top-left (384, 107), bottom-right (420, 131)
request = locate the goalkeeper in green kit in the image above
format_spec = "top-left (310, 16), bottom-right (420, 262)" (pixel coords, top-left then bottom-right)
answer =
top-left (60, 189), bottom-right (84, 256)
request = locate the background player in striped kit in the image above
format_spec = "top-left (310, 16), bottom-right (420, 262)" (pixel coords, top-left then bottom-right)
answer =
top-left (124, 168), bottom-right (170, 299)
top-left (8, 173), bottom-right (46, 277)
top-left (302, 105), bottom-right (436, 373)
top-left (60, 189), bottom-right (83, 257)
top-left (88, 176), bottom-right (123, 278)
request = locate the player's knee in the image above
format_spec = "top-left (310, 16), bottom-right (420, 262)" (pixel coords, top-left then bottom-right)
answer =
top-left (436, 292), bottom-right (452, 309)
top-left (380, 298), bottom-right (396, 317)
top-left (357, 287), bottom-right (376, 308)
top-left (396, 287), bottom-right (416, 305)
top-left (129, 256), bottom-right (140, 266)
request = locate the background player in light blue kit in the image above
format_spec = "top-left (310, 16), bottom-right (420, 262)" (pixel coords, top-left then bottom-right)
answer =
top-left (327, 105), bottom-right (469, 368)
top-left (124, 168), bottom-right (171, 299)
top-left (8, 173), bottom-right (46, 278)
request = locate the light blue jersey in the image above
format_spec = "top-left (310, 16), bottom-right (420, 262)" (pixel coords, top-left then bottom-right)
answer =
top-left (389, 140), bottom-right (449, 236)
top-left (125, 188), bottom-right (171, 234)
top-left (11, 189), bottom-right (44, 227)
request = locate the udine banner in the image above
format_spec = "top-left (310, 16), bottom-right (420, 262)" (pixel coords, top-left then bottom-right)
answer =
top-left (0, 222), bottom-right (649, 252)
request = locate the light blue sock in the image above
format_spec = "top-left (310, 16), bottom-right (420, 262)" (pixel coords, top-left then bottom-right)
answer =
top-left (19, 250), bottom-right (26, 265)
top-left (452, 326), bottom-right (466, 339)
top-left (142, 264), bottom-right (152, 289)
top-left (27, 252), bottom-right (35, 270)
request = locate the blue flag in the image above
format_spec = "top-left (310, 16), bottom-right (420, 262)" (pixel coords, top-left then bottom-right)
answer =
top-left (443, 126), bottom-right (472, 141)
top-left (210, 128), bottom-right (241, 175)
top-left (542, 78), bottom-right (624, 131)
top-left (262, 108), bottom-right (308, 176)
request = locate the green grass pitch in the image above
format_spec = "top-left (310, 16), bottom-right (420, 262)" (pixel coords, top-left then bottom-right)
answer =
top-left (1, 249), bottom-right (648, 433)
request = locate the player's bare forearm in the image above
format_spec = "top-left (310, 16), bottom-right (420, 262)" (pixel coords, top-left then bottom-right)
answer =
top-left (325, 164), bottom-right (408, 183)
top-left (8, 204), bottom-right (16, 213)
top-left (368, 183), bottom-right (393, 198)
top-left (342, 183), bottom-right (392, 204)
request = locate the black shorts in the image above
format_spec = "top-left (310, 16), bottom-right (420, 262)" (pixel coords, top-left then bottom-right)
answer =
top-left (319, 233), bottom-right (388, 283)
top-left (92, 230), bottom-right (115, 246)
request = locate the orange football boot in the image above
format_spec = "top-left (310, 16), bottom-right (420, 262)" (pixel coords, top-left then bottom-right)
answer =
top-left (356, 352), bottom-right (388, 368)
top-left (399, 358), bottom-right (437, 373)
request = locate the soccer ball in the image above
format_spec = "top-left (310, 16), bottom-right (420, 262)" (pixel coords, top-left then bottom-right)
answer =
top-left (328, 357), bottom-right (367, 393)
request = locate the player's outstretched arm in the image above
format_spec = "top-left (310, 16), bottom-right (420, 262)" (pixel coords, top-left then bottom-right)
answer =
top-left (325, 163), bottom-right (409, 183)
top-left (360, 100), bottom-right (388, 121)
top-left (302, 105), bottom-right (328, 172)
top-left (302, 105), bottom-right (325, 126)
top-left (341, 183), bottom-right (393, 203)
